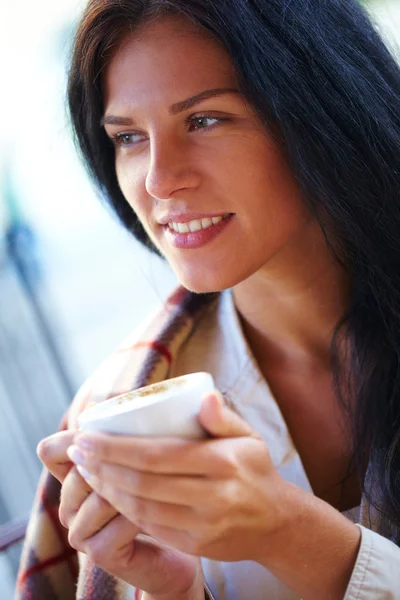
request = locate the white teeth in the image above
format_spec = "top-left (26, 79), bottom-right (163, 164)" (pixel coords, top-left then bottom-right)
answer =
top-left (168, 214), bottom-right (230, 233)
top-left (177, 223), bottom-right (190, 233)
top-left (189, 220), bottom-right (202, 232)
top-left (201, 218), bottom-right (213, 229)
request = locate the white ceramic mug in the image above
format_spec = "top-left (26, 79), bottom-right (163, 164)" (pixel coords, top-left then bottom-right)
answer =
top-left (77, 371), bottom-right (215, 439)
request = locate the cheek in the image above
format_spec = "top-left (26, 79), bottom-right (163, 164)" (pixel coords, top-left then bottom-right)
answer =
top-left (116, 160), bottom-right (166, 253)
top-left (116, 163), bottom-right (162, 258)
top-left (116, 159), bottom-right (148, 217)
top-left (227, 138), bottom-right (306, 223)
top-left (253, 141), bottom-right (300, 201)
top-left (230, 145), bottom-right (310, 264)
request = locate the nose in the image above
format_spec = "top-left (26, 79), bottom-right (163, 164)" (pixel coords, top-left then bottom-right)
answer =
top-left (145, 134), bottom-right (200, 200)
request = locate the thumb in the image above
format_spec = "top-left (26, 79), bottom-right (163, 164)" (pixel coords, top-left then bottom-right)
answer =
top-left (198, 391), bottom-right (254, 438)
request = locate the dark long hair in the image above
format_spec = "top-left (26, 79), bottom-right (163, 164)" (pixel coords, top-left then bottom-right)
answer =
top-left (67, 0), bottom-right (400, 540)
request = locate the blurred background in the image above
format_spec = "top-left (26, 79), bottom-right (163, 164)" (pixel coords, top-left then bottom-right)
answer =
top-left (0, 0), bottom-right (399, 597)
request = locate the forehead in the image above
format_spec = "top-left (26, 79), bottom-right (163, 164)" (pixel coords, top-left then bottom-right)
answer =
top-left (103, 15), bottom-right (238, 110)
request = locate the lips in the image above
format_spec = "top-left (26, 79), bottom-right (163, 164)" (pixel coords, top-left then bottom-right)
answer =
top-left (158, 212), bottom-right (234, 225)
top-left (163, 212), bottom-right (235, 249)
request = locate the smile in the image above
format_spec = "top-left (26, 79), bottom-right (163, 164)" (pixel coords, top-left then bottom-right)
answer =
top-left (168, 214), bottom-right (231, 233)
top-left (164, 213), bottom-right (235, 250)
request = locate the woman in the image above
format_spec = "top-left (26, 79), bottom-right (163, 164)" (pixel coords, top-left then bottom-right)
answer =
top-left (16, 0), bottom-right (400, 598)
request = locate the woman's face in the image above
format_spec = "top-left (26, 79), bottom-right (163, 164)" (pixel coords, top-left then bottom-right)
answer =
top-left (103, 15), bottom-right (311, 293)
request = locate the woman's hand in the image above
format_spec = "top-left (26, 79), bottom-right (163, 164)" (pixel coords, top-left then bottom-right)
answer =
top-left (37, 429), bottom-right (205, 599)
top-left (66, 391), bottom-right (291, 564)
top-left (66, 512), bottom-right (204, 599)
top-left (37, 430), bottom-right (77, 483)
top-left (63, 392), bottom-right (361, 599)
top-left (37, 430), bottom-right (112, 528)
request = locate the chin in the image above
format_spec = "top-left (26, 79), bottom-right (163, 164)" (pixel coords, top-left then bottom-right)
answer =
top-left (180, 282), bottom-right (226, 294)
top-left (167, 248), bottom-right (261, 294)
top-left (176, 278), bottom-right (222, 294)
top-left (174, 268), bottom-right (240, 295)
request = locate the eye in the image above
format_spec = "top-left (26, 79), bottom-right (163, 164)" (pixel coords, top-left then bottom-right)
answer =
top-left (109, 114), bottom-right (229, 148)
top-left (187, 115), bottom-right (228, 132)
top-left (111, 132), bottom-right (145, 148)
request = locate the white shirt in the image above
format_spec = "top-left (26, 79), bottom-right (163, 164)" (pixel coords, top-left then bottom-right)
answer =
top-left (169, 288), bottom-right (400, 600)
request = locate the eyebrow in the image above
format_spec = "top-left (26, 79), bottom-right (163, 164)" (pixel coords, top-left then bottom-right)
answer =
top-left (100, 87), bottom-right (241, 127)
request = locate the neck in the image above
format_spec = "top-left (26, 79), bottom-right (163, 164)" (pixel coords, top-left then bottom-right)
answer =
top-left (232, 222), bottom-right (350, 367)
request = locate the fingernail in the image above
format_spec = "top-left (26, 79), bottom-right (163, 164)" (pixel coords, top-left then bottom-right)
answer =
top-left (76, 465), bottom-right (92, 482)
top-left (67, 445), bottom-right (85, 466)
top-left (213, 390), bottom-right (225, 406)
top-left (74, 434), bottom-right (94, 452)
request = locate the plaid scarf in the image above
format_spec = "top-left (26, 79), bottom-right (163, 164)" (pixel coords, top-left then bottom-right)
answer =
top-left (16, 285), bottom-right (218, 600)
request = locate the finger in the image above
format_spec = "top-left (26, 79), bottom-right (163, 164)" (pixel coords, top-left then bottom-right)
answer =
top-left (59, 465), bottom-right (94, 528)
top-left (67, 488), bottom-right (121, 543)
top-left (73, 517), bottom-right (195, 597)
top-left (69, 431), bottom-right (252, 480)
top-left (72, 472), bottom-right (198, 534)
top-left (67, 451), bottom-right (206, 506)
top-left (142, 523), bottom-right (198, 557)
top-left (37, 431), bottom-right (76, 482)
top-left (72, 433), bottom-right (216, 475)
top-left (199, 392), bottom-right (255, 438)
top-left (69, 511), bottom-right (138, 558)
